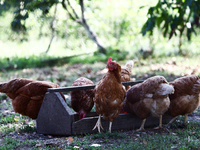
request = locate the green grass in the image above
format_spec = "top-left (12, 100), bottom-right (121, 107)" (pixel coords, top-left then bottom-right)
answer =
top-left (0, 115), bottom-right (15, 124)
top-left (0, 112), bottom-right (36, 134)
top-left (67, 121), bottom-right (200, 150)
top-left (89, 131), bottom-right (127, 139)
top-left (0, 47), bottom-right (128, 71)
top-left (0, 93), bottom-right (7, 101)
top-left (0, 137), bottom-right (38, 150)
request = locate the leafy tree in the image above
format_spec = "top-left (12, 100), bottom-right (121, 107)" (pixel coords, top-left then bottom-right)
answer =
top-left (0, 0), bottom-right (106, 54)
top-left (141, 0), bottom-right (200, 54)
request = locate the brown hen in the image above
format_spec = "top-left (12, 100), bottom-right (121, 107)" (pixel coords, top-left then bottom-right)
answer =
top-left (93, 57), bottom-right (126, 133)
top-left (121, 60), bottom-right (134, 91)
top-left (124, 76), bottom-right (174, 131)
top-left (70, 77), bottom-right (95, 119)
top-left (0, 78), bottom-right (65, 119)
top-left (168, 75), bottom-right (200, 125)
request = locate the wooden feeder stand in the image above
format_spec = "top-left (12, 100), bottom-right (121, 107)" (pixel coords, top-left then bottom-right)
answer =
top-left (36, 81), bottom-right (172, 136)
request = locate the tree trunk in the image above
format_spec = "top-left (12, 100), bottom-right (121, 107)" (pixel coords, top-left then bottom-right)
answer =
top-left (61, 0), bottom-right (106, 54)
top-left (82, 22), bottom-right (106, 54)
top-left (79, 0), bottom-right (106, 54)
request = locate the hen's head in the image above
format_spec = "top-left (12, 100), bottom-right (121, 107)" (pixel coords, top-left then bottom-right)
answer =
top-left (107, 57), bottom-right (118, 71)
top-left (78, 110), bottom-right (86, 119)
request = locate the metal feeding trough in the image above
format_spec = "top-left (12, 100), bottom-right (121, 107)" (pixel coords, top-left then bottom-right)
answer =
top-left (36, 80), bottom-right (172, 136)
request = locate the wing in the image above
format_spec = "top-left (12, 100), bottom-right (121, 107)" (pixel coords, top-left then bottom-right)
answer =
top-left (0, 78), bottom-right (34, 99)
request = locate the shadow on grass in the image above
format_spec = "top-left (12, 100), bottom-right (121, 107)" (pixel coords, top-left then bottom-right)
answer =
top-left (0, 48), bottom-right (128, 72)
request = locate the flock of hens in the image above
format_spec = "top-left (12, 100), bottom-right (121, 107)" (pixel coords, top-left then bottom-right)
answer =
top-left (0, 57), bottom-right (200, 133)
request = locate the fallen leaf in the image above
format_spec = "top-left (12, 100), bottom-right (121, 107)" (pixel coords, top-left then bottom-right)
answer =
top-left (35, 143), bottom-right (42, 147)
top-left (191, 131), bottom-right (196, 135)
top-left (74, 146), bottom-right (79, 149)
top-left (143, 140), bottom-right (147, 145)
top-left (14, 118), bottom-right (19, 122)
top-left (188, 136), bottom-right (190, 142)
top-left (90, 144), bottom-right (101, 147)
top-left (67, 137), bottom-right (74, 144)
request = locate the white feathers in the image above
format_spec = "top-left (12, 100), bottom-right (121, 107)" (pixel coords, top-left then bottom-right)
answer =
top-left (156, 83), bottom-right (174, 96)
top-left (145, 93), bottom-right (153, 98)
top-left (122, 60), bottom-right (134, 74)
top-left (113, 99), bottom-right (118, 104)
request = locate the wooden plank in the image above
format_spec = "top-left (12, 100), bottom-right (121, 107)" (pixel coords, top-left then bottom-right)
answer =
top-left (36, 92), bottom-right (75, 136)
top-left (48, 80), bottom-right (144, 93)
top-left (72, 113), bottom-right (172, 135)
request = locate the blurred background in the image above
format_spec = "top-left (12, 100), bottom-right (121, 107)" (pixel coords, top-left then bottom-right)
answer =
top-left (0, 0), bottom-right (200, 84)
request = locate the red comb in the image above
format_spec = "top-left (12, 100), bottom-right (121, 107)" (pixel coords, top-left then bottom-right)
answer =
top-left (108, 57), bottom-right (112, 63)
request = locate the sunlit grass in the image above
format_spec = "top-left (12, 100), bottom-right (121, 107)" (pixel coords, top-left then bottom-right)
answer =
top-left (0, 37), bottom-right (95, 58)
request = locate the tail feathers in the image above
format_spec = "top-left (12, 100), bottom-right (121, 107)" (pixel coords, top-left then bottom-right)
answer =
top-left (122, 60), bottom-right (134, 74)
top-left (192, 79), bottom-right (200, 93)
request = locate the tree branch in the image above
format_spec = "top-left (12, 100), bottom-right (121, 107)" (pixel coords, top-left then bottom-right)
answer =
top-left (78, 0), bottom-right (106, 53)
top-left (79, 0), bottom-right (85, 23)
top-left (61, 0), bottom-right (82, 24)
top-left (45, 3), bottom-right (58, 53)
top-left (66, 0), bottom-right (80, 20)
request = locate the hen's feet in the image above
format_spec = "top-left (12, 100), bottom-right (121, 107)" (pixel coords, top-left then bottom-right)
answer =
top-left (136, 119), bottom-right (146, 132)
top-left (93, 115), bottom-right (104, 133)
top-left (153, 126), bottom-right (162, 130)
top-left (136, 128), bottom-right (145, 132)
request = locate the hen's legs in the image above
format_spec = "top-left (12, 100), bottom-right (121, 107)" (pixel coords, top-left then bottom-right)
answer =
top-left (154, 115), bottom-right (162, 130)
top-left (109, 122), bottom-right (112, 133)
top-left (136, 119), bottom-right (146, 132)
top-left (184, 114), bottom-right (188, 123)
top-left (167, 117), bottom-right (177, 126)
top-left (93, 115), bottom-right (104, 133)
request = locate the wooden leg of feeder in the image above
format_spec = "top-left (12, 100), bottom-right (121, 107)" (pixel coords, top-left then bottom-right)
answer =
top-left (154, 115), bottom-right (162, 130)
top-left (136, 119), bottom-right (146, 132)
top-left (93, 115), bottom-right (104, 133)
top-left (109, 122), bottom-right (112, 133)
top-left (167, 116), bottom-right (177, 126)
top-left (184, 114), bottom-right (188, 123)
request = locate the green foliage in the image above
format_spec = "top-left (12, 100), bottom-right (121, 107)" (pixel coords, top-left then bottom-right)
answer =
top-left (0, 93), bottom-right (7, 101)
top-left (0, 115), bottom-right (15, 124)
top-left (89, 131), bottom-right (127, 139)
top-left (0, 55), bottom-right (54, 70)
top-left (0, 137), bottom-right (21, 149)
top-left (141, 0), bottom-right (200, 41)
top-left (70, 48), bottom-right (128, 64)
top-left (0, 47), bottom-right (129, 71)
top-left (0, 137), bottom-right (37, 150)
top-left (0, 0), bottom-right (153, 54)
top-left (19, 124), bottom-right (36, 132)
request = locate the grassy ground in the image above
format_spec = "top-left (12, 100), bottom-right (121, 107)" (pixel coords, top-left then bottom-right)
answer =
top-left (0, 55), bottom-right (200, 149)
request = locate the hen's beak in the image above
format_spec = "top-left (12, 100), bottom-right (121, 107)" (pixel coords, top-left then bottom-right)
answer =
top-left (106, 64), bottom-right (109, 68)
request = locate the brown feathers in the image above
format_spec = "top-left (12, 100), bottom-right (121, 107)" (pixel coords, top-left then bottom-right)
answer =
top-left (124, 76), bottom-right (174, 120)
top-left (94, 59), bottom-right (126, 122)
top-left (70, 77), bottom-right (95, 119)
top-left (0, 78), bottom-right (65, 119)
top-left (168, 75), bottom-right (200, 117)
